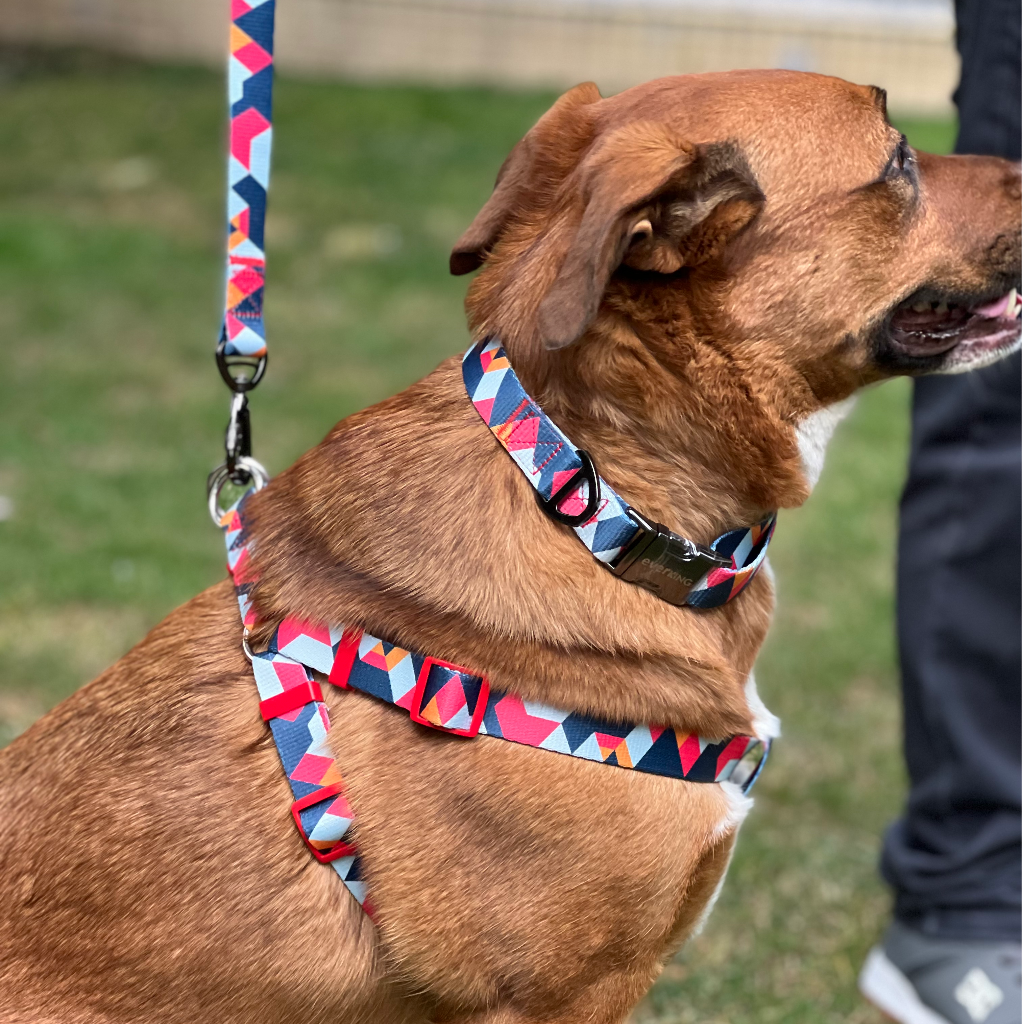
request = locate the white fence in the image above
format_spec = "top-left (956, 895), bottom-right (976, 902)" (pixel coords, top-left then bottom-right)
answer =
top-left (0, 0), bottom-right (958, 114)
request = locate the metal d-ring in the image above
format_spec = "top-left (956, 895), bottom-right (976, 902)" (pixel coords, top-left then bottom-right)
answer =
top-left (241, 627), bottom-right (256, 662)
top-left (207, 456), bottom-right (269, 525)
top-left (535, 449), bottom-right (601, 527)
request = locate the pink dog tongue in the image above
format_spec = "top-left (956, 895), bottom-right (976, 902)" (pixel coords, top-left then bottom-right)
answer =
top-left (970, 289), bottom-right (1021, 319)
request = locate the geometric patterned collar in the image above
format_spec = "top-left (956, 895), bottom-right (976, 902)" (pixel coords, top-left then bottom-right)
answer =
top-left (463, 338), bottom-right (776, 610)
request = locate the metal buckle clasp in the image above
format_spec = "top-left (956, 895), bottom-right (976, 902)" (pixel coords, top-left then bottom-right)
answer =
top-left (609, 508), bottom-right (731, 606)
top-left (729, 739), bottom-right (770, 794)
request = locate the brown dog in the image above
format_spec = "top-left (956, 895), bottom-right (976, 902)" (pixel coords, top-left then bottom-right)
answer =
top-left (1, 70), bottom-right (1019, 1023)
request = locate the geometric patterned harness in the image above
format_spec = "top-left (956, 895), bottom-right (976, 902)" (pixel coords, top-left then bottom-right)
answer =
top-left (222, 507), bottom-right (770, 918)
top-left (221, 345), bottom-right (775, 919)
top-left (211, 4), bottom-right (775, 921)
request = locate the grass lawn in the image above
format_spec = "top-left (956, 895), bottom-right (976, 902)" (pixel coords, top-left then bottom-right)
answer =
top-left (0, 48), bottom-right (957, 1021)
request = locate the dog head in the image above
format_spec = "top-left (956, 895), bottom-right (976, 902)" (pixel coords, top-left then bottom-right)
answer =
top-left (452, 71), bottom-right (1021, 429)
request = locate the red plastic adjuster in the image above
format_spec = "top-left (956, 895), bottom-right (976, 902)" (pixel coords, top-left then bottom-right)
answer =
top-left (258, 679), bottom-right (324, 721)
top-left (290, 784), bottom-right (358, 864)
top-left (328, 627), bottom-right (363, 689)
top-left (408, 657), bottom-right (490, 738)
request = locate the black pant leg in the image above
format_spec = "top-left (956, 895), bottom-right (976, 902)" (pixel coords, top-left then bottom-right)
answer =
top-left (952, 0), bottom-right (1022, 162)
top-left (879, 0), bottom-right (1022, 941)
top-left (881, 353), bottom-right (1022, 941)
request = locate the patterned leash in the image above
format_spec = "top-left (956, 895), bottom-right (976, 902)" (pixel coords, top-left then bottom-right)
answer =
top-left (208, 0), bottom-right (276, 522)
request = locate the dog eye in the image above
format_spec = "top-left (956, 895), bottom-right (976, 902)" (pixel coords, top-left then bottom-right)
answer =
top-left (885, 136), bottom-right (913, 180)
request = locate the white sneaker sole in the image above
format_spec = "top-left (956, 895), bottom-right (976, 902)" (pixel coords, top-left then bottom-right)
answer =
top-left (859, 946), bottom-right (952, 1024)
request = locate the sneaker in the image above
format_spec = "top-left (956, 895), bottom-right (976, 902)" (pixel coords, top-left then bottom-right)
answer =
top-left (859, 920), bottom-right (1022, 1024)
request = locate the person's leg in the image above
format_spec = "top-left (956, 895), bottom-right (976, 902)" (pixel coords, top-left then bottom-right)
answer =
top-left (882, 350), bottom-right (1021, 943)
top-left (860, 2), bottom-right (1021, 1021)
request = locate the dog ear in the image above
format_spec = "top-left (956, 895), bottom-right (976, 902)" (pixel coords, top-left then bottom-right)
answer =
top-left (537, 135), bottom-right (765, 351)
top-left (450, 82), bottom-right (603, 276)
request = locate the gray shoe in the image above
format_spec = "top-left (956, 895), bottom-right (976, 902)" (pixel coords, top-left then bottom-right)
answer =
top-left (860, 921), bottom-right (1021, 1024)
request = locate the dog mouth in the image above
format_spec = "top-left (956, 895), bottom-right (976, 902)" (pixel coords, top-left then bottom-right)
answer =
top-left (887, 287), bottom-right (1022, 367)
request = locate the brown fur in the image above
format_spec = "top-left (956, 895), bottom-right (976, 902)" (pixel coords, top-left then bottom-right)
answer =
top-left (1, 70), bottom-right (1019, 1023)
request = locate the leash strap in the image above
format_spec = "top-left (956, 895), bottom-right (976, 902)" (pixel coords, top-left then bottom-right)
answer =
top-left (220, 500), bottom-right (770, 916)
top-left (206, 0), bottom-right (274, 520)
top-left (462, 338), bottom-right (776, 609)
top-left (221, 0), bottom-right (276, 360)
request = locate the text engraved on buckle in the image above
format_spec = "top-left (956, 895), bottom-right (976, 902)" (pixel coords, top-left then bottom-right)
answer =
top-left (609, 508), bottom-right (731, 606)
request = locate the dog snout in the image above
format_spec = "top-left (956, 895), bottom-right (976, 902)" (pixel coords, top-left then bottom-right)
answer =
top-left (985, 162), bottom-right (1022, 283)
top-left (916, 153), bottom-right (1021, 275)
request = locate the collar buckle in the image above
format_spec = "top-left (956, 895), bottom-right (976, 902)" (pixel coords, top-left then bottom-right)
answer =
top-left (609, 508), bottom-right (732, 606)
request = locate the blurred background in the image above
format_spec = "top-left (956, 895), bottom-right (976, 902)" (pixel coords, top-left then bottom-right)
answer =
top-left (0, 1), bottom-right (959, 1020)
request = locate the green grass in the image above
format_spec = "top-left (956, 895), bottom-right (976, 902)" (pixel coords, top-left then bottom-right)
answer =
top-left (0, 48), bottom-right (951, 1021)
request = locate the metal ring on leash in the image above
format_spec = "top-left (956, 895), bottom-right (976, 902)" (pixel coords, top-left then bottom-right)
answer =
top-left (216, 339), bottom-right (268, 393)
top-left (207, 456), bottom-right (269, 525)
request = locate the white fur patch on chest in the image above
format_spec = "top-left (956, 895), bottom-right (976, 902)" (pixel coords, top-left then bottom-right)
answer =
top-left (794, 397), bottom-right (856, 489)
top-left (708, 674), bottom-right (779, 847)
top-left (744, 673), bottom-right (781, 744)
top-left (695, 682), bottom-right (781, 935)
